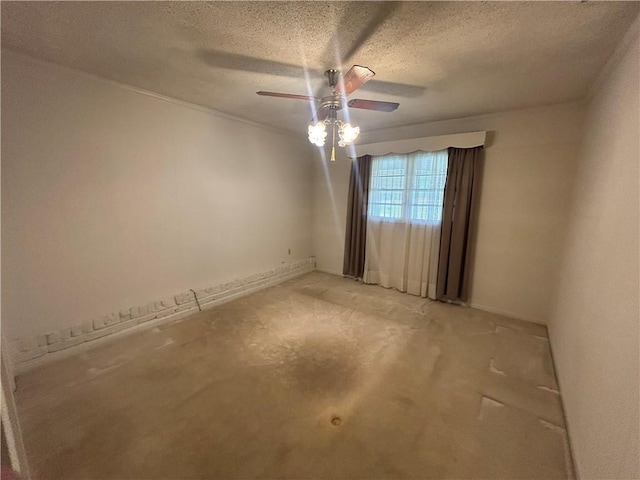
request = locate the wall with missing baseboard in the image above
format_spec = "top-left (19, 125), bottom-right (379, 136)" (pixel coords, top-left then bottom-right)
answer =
top-left (8, 258), bottom-right (315, 373)
top-left (548, 19), bottom-right (639, 480)
top-left (1, 50), bottom-right (315, 347)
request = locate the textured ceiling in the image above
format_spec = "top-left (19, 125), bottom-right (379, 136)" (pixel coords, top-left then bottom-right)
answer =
top-left (2, 1), bottom-right (639, 133)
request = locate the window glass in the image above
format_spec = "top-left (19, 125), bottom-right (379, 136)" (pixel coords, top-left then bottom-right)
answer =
top-left (368, 150), bottom-right (448, 224)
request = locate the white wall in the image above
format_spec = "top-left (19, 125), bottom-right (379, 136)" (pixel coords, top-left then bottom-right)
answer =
top-left (1, 50), bottom-right (314, 340)
top-left (548, 21), bottom-right (639, 480)
top-left (313, 102), bottom-right (584, 324)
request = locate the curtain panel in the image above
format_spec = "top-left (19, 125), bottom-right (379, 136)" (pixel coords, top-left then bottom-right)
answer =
top-left (342, 155), bottom-right (372, 278)
top-left (363, 221), bottom-right (441, 298)
top-left (436, 146), bottom-right (484, 302)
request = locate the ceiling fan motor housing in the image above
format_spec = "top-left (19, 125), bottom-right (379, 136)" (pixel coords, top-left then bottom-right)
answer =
top-left (321, 95), bottom-right (343, 112)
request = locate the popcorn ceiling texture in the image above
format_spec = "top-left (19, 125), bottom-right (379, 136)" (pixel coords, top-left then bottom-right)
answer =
top-left (9, 258), bottom-right (315, 371)
top-left (1, 2), bottom-right (638, 133)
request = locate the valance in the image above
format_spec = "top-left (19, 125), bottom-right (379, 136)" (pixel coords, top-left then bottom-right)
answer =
top-left (352, 131), bottom-right (486, 157)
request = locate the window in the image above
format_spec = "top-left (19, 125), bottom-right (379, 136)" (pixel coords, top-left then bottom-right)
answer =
top-left (368, 150), bottom-right (448, 224)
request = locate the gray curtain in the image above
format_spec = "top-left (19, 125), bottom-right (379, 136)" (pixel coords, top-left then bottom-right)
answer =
top-left (343, 155), bottom-right (372, 278)
top-left (436, 146), bottom-right (483, 302)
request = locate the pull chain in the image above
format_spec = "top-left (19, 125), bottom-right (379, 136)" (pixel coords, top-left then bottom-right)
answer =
top-left (330, 121), bottom-right (336, 161)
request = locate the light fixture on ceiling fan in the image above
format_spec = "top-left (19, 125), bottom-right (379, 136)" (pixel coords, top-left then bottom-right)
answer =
top-left (257, 65), bottom-right (399, 161)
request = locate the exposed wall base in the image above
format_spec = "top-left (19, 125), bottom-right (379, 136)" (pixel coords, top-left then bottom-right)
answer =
top-left (315, 268), bottom-right (344, 276)
top-left (469, 302), bottom-right (546, 326)
top-left (10, 258), bottom-right (316, 374)
top-left (314, 269), bottom-right (547, 326)
top-left (545, 324), bottom-right (579, 480)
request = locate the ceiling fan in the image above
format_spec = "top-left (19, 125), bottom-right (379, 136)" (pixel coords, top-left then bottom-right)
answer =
top-left (257, 65), bottom-right (399, 160)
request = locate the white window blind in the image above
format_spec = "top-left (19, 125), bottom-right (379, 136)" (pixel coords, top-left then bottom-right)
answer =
top-left (368, 150), bottom-right (448, 224)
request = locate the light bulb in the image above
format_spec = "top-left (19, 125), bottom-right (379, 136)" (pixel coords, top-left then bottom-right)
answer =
top-left (338, 123), bottom-right (360, 146)
top-left (308, 121), bottom-right (327, 147)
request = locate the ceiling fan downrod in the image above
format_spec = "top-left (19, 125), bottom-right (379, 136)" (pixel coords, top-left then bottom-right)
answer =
top-left (325, 69), bottom-right (340, 92)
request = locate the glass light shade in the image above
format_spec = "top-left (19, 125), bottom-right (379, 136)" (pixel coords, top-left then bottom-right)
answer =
top-left (308, 121), bottom-right (327, 147)
top-left (338, 123), bottom-right (360, 146)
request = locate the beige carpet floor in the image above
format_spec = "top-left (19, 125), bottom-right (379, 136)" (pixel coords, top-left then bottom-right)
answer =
top-left (15, 271), bottom-right (573, 479)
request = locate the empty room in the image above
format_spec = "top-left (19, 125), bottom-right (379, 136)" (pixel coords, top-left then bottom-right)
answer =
top-left (1, 2), bottom-right (638, 479)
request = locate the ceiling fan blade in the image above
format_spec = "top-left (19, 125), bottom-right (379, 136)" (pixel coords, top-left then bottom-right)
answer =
top-left (337, 65), bottom-right (375, 95)
top-left (257, 91), bottom-right (319, 102)
top-left (347, 99), bottom-right (399, 112)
